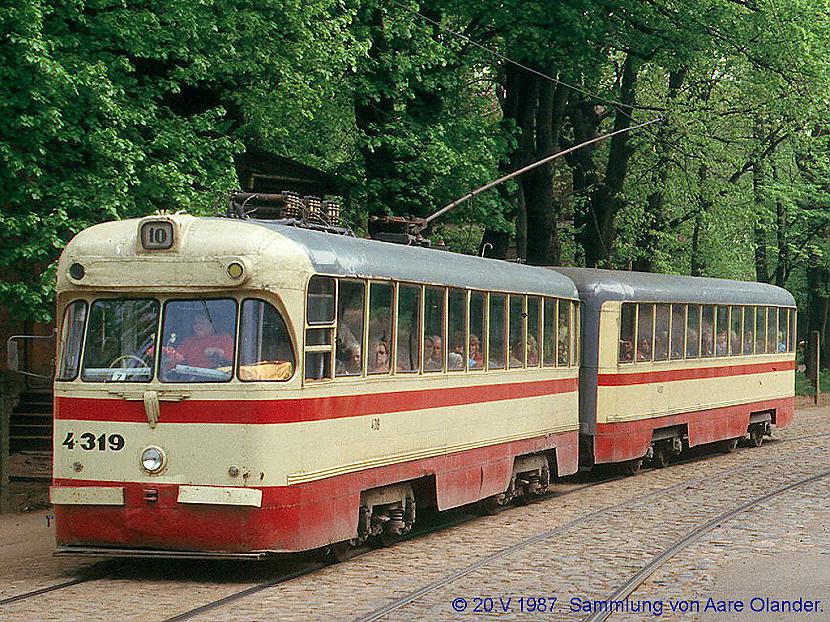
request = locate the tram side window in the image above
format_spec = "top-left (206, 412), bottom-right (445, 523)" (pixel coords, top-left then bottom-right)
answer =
top-left (777, 307), bottom-right (788, 353)
top-left (654, 304), bottom-right (670, 361)
top-left (619, 303), bottom-right (635, 363)
top-left (527, 296), bottom-right (541, 367)
top-left (448, 289), bottom-right (467, 371)
top-left (305, 276), bottom-right (336, 382)
top-left (766, 307), bottom-right (777, 353)
top-left (57, 301), bottom-right (87, 381)
top-left (716, 305), bottom-right (729, 357)
top-left (307, 276), bottom-right (336, 324)
top-left (368, 282), bottom-right (393, 375)
top-left (686, 304), bottom-right (700, 358)
top-left (396, 284), bottom-right (422, 373)
top-left (335, 280), bottom-right (365, 377)
top-left (571, 301), bottom-right (580, 366)
top-left (509, 295), bottom-right (525, 368)
top-left (82, 299), bottom-right (159, 383)
top-left (488, 294), bottom-right (506, 369)
top-left (788, 309), bottom-right (797, 353)
top-left (543, 298), bottom-right (557, 367)
top-left (767, 307), bottom-right (778, 354)
top-left (700, 306), bottom-right (715, 358)
top-left (469, 291), bottom-right (485, 370)
top-left (238, 299), bottom-right (295, 381)
top-left (423, 287), bottom-right (446, 372)
top-left (636, 303), bottom-right (653, 362)
top-left (670, 304), bottom-right (685, 360)
top-left (743, 307), bottom-right (755, 355)
top-left (754, 306), bottom-right (767, 354)
top-left (730, 306), bottom-right (742, 356)
top-left (557, 299), bottom-right (570, 366)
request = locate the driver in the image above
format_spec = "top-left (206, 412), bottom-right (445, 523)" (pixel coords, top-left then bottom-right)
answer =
top-left (176, 313), bottom-right (234, 368)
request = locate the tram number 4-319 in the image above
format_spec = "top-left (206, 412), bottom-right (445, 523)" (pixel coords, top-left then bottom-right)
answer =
top-left (62, 432), bottom-right (125, 451)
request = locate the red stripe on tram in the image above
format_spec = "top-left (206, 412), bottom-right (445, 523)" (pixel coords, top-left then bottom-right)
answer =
top-left (597, 359), bottom-right (795, 387)
top-left (56, 376), bottom-right (578, 424)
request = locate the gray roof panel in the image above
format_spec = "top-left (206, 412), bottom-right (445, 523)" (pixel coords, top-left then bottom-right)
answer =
top-left (550, 268), bottom-right (795, 307)
top-left (246, 220), bottom-right (579, 299)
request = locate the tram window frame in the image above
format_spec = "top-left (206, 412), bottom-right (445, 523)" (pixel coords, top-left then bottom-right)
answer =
top-left (766, 306), bottom-right (778, 354)
top-left (715, 305), bottom-right (729, 357)
top-left (653, 303), bottom-right (670, 362)
top-left (743, 306), bottom-right (755, 355)
top-left (335, 279), bottom-right (366, 379)
top-left (636, 303), bottom-right (654, 363)
top-left (619, 303), bottom-right (636, 364)
top-left (686, 304), bottom-right (700, 358)
top-left (670, 304), bottom-right (686, 361)
top-left (527, 296), bottom-right (541, 368)
top-left (700, 305), bottom-right (715, 358)
top-left (557, 299), bottom-right (571, 366)
top-left (543, 298), bottom-right (557, 367)
top-left (423, 286), bottom-right (447, 373)
top-left (488, 293), bottom-right (507, 370)
top-left (729, 306), bottom-right (742, 356)
top-left (447, 288), bottom-right (467, 372)
top-left (57, 300), bottom-right (88, 381)
top-left (777, 306), bottom-right (788, 353)
top-left (571, 301), bottom-right (580, 367)
top-left (304, 275), bottom-right (337, 382)
top-left (508, 295), bottom-right (526, 369)
top-left (396, 283), bottom-right (422, 374)
top-left (788, 308), bottom-right (797, 353)
top-left (469, 290), bottom-right (486, 370)
top-left (755, 306), bottom-right (766, 354)
top-left (238, 298), bottom-right (296, 382)
top-left (367, 281), bottom-right (394, 376)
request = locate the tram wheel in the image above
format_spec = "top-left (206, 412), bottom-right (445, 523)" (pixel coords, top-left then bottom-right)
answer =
top-left (625, 458), bottom-right (644, 476)
top-left (749, 426), bottom-right (764, 448)
top-left (653, 445), bottom-right (670, 469)
top-left (722, 438), bottom-right (739, 453)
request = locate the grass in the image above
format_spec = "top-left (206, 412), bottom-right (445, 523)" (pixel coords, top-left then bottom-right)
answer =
top-left (794, 369), bottom-right (830, 397)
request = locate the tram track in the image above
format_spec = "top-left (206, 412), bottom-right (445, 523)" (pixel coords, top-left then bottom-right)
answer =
top-left (1, 431), bottom-right (823, 618)
top-left (581, 468), bottom-right (830, 622)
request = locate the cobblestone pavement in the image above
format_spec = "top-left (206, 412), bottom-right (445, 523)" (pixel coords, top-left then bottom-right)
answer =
top-left (0, 407), bottom-right (827, 622)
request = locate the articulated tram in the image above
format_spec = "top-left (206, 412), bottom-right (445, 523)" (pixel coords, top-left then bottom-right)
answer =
top-left (50, 214), bottom-right (581, 556)
top-left (48, 214), bottom-right (795, 557)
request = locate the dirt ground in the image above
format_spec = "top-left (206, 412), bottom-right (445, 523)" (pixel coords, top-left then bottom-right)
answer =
top-left (3, 451), bottom-right (50, 513)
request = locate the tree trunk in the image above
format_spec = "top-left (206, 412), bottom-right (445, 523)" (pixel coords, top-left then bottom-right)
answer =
top-left (690, 164), bottom-right (710, 276)
top-left (583, 54), bottom-right (639, 267)
top-left (773, 164), bottom-right (789, 286)
top-left (752, 156), bottom-right (770, 283)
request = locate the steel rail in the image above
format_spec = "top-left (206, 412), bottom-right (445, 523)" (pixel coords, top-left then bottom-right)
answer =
top-left (350, 440), bottom-right (828, 622)
top-left (582, 468), bottom-right (830, 622)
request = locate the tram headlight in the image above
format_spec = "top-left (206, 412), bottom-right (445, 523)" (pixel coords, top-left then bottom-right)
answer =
top-left (140, 446), bottom-right (166, 474)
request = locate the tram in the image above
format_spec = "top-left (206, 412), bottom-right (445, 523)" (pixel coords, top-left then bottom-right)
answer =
top-left (50, 214), bottom-right (581, 556)
top-left (554, 268), bottom-right (796, 473)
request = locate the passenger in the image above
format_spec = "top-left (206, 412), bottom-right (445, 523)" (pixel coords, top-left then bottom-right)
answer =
top-left (686, 328), bottom-right (699, 357)
top-left (527, 334), bottom-right (540, 366)
top-left (509, 340), bottom-right (524, 367)
top-left (448, 332), bottom-right (465, 370)
top-left (777, 331), bottom-right (788, 352)
top-left (636, 338), bottom-right (652, 362)
top-left (372, 339), bottom-right (390, 373)
top-left (715, 332), bottom-right (728, 356)
top-left (468, 334), bottom-right (483, 369)
top-left (176, 312), bottom-right (234, 369)
top-left (336, 341), bottom-right (362, 375)
top-left (425, 335), bottom-right (443, 371)
top-left (620, 339), bottom-right (634, 362)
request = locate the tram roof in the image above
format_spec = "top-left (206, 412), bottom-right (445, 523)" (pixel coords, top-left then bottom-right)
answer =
top-left (549, 267), bottom-right (795, 307)
top-left (248, 220), bottom-right (579, 299)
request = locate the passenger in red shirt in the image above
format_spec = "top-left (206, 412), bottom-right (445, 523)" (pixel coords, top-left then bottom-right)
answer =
top-left (177, 313), bottom-right (234, 369)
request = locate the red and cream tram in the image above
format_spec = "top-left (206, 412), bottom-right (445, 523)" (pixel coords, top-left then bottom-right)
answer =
top-left (553, 268), bottom-right (796, 473)
top-left (50, 214), bottom-right (581, 556)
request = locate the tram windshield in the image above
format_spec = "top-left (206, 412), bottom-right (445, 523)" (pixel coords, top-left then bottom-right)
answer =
top-left (159, 299), bottom-right (237, 382)
top-left (81, 299), bottom-right (159, 382)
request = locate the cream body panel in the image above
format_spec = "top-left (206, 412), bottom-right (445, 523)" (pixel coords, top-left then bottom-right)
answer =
top-left (50, 486), bottom-right (124, 505)
top-left (596, 301), bottom-right (793, 423)
top-left (177, 486), bottom-right (262, 507)
top-left (53, 372), bottom-right (578, 487)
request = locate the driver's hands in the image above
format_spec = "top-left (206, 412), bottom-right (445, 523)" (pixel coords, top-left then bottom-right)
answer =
top-left (204, 347), bottom-right (225, 357)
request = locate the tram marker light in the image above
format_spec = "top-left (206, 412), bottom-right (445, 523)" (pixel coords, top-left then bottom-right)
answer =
top-left (69, 263), bottom-right (85, 280)
top-left (227, 262), bottom-right (244, 279)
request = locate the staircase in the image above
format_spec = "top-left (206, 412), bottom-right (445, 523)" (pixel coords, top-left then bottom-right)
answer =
top-left (9, 391), bottom-right (53, 452)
